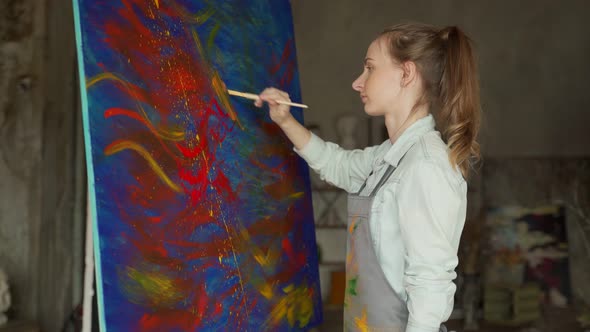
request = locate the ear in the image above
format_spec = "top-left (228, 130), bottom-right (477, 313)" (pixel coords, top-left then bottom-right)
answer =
top-left (400, 61), bottom-right (418, 87)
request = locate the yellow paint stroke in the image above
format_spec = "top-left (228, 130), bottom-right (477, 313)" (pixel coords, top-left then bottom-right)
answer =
top-left (266, 284), bottom-right (314, 329)
top-left (193, 7), bottom-right (215, 24)
top-left (231, 219), bottom-right (314, 323)
top-left (121, 266), bottom-right (183, 307)
top-left (253, 248), bottom-right (281, 271)
top-left (105, 140), bottom-right (182, 193)
top-left (238, 224), bottom-right (280, 271)
top-left (207, 23), bottom-right (221, 53)
top-left (168, 2), bottom-right (215, 25)
top-left (354, 309), bottom-right (370, 332)
top-left (249, 270), bottom-right (278, 303)
top-left (191, 29), bottom-right (243, 129)
top-left (86, 72), bottom-right (185, 141)
top-left (259, 282), bottom-right (274, 300)
top-left (231, 222), bottom-right (285, 307)
top-left (289, 192), bottom-right (304, 199)
top-left (154, 0), bottom-right (159, 9)
top-left (201, 149), bottom-right (209, 175)
top-left (245, 271), bottom-right (274, 301)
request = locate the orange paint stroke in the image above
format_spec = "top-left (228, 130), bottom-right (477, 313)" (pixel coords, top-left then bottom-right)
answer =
top-left (191, 29), bottom-right (243, 129)
top-left (354, 309), bottom-right (370, 332)
top-left (346, 216), bottom-right (358, 268)
top-left (87, 72), bottom-right (185, 141)
top-left (249, 157), bottom-right (288, 178)
top-left (263, 180), bottom-right (305, 201)
top-left (212, 71), bottom-right (241, 125)
top-left (104, 140), bottom-right (183, 193)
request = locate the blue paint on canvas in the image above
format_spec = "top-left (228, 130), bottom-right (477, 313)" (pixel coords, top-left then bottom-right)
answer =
top-left (72, 0), bottom-right (322, 330)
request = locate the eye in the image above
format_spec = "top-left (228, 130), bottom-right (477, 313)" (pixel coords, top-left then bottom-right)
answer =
top-left (365, 65), bottom-right (374, 72)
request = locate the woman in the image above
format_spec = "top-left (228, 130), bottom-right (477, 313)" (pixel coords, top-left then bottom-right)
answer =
top-left (255, 22), bottom-right (481, 332)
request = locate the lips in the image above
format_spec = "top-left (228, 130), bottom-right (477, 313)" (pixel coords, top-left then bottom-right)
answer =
top-left (360, 95), bottom-right (367, 103)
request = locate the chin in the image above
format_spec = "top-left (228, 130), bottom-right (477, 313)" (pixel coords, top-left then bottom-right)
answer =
top-left (363, 105), bottom-right (383, 117)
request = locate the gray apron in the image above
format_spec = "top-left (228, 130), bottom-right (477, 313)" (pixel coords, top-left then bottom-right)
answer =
top-left (343, 164), bottom-right (448, 332)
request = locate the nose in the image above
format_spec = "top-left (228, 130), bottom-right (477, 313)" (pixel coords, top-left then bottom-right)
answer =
top-left (352, 74), bottom-right (364, 92)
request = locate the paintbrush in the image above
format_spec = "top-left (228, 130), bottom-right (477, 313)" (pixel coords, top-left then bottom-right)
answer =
top-left (227, 89), bottom-right (309, 109)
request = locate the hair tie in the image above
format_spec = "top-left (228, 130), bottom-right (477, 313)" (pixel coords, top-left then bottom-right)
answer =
top-left (439, 26), bottom-right (456, 42)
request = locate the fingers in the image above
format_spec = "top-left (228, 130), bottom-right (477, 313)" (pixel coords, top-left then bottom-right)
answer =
top-left (261, 87), bottom-right (290, 100)
top-left (254, 97), bottom-right (263, 107)
top-left (254, 87), bottom-right (290, 107)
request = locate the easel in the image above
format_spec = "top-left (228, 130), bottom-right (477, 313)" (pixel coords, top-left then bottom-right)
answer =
top-left (81, 197), bottom-right (94, 332)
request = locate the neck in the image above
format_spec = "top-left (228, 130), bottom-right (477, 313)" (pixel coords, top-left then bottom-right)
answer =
top-left (385, 104), bottom-right (429, 144)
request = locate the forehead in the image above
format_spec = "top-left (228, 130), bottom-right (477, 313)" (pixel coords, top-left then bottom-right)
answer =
top-left (365, 37), bottom-right (390, 61)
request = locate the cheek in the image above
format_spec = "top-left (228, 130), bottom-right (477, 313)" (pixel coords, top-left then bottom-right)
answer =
top-left (368, 73), bottom-right (390, 92)
top-left (365, 75), bottom-right (380, 96)
top-left (382, 77), bottom-right (401, 100)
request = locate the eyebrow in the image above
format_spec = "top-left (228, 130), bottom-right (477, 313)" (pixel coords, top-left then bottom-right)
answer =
top-left (364, 57), bottom-right (374, 65)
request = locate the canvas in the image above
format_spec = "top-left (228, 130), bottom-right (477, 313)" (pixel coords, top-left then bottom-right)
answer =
top-left (72, 0), bottom-right (321, 330)
top-left (485, 205), bottom-right (571, 306)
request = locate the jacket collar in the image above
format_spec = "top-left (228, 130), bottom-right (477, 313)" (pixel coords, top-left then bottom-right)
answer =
top-left (382, 114), bottom-right (436, 167)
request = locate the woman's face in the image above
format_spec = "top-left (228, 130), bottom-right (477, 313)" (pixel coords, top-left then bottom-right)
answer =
top-left (352, 38), bottom-right (405, 117)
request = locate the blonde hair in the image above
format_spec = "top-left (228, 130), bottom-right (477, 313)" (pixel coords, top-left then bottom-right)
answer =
top-left (380, 22), bottom-right (481, 178)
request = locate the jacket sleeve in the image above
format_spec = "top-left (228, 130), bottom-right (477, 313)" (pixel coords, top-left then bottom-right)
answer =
top-left (294, 133), bottom-right (377, 193)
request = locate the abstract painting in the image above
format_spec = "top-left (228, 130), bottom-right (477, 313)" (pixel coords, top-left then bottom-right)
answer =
top-left (72, 0), bottom-right (321, 330)
top-left (485, 205), bottom-right (571, 306)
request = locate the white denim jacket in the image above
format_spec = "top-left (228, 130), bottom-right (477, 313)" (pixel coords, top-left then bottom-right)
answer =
top-left (295, 114), bottom-right (466, 332)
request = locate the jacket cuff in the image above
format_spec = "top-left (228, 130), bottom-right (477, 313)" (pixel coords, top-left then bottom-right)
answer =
top-left (293, 132), bottom-right (326, 165)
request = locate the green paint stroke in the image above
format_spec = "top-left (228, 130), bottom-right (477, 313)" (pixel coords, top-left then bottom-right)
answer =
top-left (347, 277), bottom-right (358, 296)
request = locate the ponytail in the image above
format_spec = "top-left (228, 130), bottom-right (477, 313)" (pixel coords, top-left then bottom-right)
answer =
top-left (438, 26), bottom-right (481, 178)
top-left (380, 23), bottom-right (481, 178)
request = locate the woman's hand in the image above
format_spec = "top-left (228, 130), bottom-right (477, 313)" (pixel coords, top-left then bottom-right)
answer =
top-left (254, 87), bottom-right (295, 127)
top-left (253, 87), bottom-right (311, 149)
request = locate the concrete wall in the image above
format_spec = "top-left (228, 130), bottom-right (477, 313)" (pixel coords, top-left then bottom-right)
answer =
top-left (1, 0), bottom-right (45, 323)
top-left (0, 0), bottom-right (85, 331)
top-left (291, 0), bottom-right (590, 156)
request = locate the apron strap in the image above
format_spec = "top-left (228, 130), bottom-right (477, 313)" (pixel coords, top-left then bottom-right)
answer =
top-left (354, 172), bottom-right (371, 196)
top-left (368, 165), bottom-right (396, 197)
top-left (354, 165), bottom-right (395, 197)
top-left (355, 143), bottom-right (416, 197)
